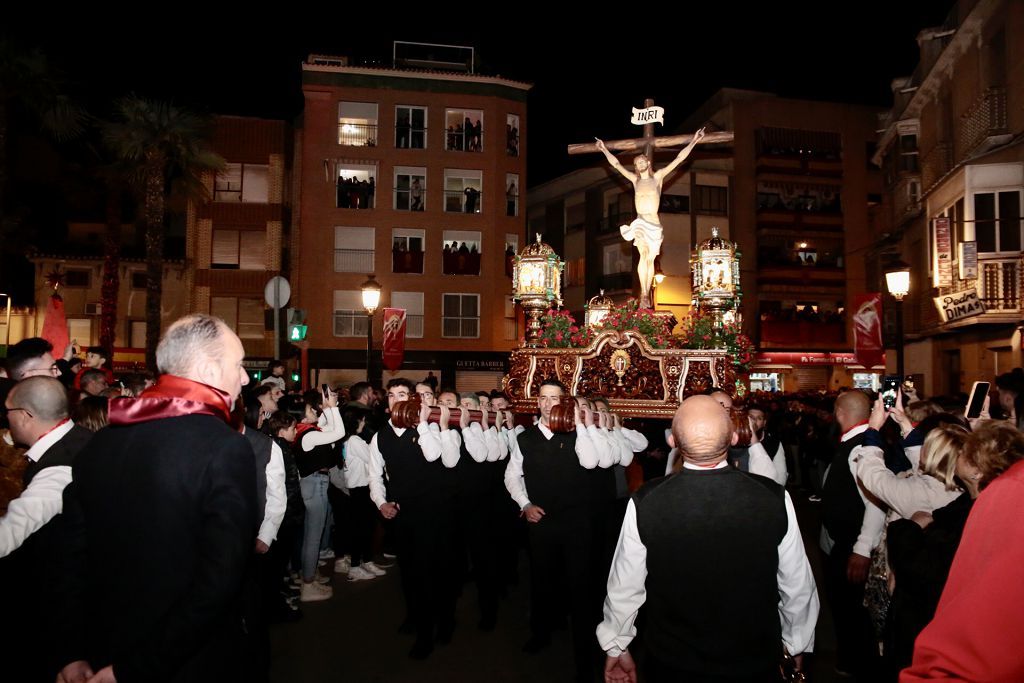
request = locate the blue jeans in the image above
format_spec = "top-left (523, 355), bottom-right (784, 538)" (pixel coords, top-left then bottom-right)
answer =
top-left (299, 473), bottom-right (330, 581)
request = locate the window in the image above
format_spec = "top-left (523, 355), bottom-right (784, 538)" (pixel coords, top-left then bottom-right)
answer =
top-left (442, 293), bottom-right (479, 338)
top-left (504, 233), bottom-right (519, 277)
top-left (333, 290), bottom-right (369, 337)
top-left (603, 243), bottom-right (632, 275)
top-left (65, 269), bottom-right (91, 288)
top-left (694, 185), bottom-right (728, 215)
top-left (506, 173), bottom-right (519, 217)
top-left (394, 167), bottom-right (426, 211)
top-left (335, 163), bottom-right (377, 209)
top-left (395, 106), bottom-right (427, 149)
top-left (660, 194), bottom-right (690, 214)
top-left (130, 271), bottom-right (147, 289)
top-left (393, 228), bottom-right (425, 274)
top-left (442, 230), bottom-right (482, 275)
top-left (445, 109), bottom-right (483, 152)
top-left (215, 164), bottom-right (268, 203)
top-left (67, 318), bottom-right (92, 345)
top-left (506, 114), bottom-right (520, 156)
top-left (211, 229), bottom-right (266, 270)
top-left (391, 291), bottom-right (424, 338)
top-left (975, 191), bottom-right (1022, 253)
top-left (338, 102), bottom-right (378, 147)
top-left (444, 169), bottom-right (482, 213)
top-left (334, 227), bottom-right (375, 272)
top-left (211, 297), bottom-right (265, 339)
top-left (899, 134), bottom-right (919, 173)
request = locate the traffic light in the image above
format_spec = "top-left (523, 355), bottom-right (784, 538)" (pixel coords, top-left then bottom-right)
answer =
top-left (288, 324), bottom-right (308, 341)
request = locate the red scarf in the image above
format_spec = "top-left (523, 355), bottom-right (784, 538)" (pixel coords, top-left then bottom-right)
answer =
top-left (109, 375), bottom-right (236, 428)
top-left (294, 421), bottom-right (319, 444)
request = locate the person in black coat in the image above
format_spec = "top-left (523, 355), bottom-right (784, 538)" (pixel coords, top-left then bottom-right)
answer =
top-left (55, 314), bottom-right (259, 683)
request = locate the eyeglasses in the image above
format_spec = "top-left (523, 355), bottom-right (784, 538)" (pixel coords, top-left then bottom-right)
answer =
top-left (5, 407), bottom-right (33, 419)
top-left (21, 363), bottom-right (60, 378)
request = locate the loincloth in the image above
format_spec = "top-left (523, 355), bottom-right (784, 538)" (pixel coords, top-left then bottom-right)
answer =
top-left (619, 217), bottom-right (663, 254)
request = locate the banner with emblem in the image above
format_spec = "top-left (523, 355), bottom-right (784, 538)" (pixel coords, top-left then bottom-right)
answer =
top-left (381, 308), bottom-right (407, 372)
top-left (852, 293), bottom-right (885, 371)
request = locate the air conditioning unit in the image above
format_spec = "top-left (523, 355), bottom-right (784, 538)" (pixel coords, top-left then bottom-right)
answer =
top-left (85, 302), bottom-right (102, 316)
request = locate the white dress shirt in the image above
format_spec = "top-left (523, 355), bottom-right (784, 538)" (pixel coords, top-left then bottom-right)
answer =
top-left (257, 442), bottom-right (286, 546)
top-left (748, 441), bottom-right (789, 486)
top-left (596, 460), bottom-right (819, 658)
top-left (0, 420), bottom-right (75, 558)
top-left (503, 422), bottom-right (600, 511)
top-left (367, 420), bottom-right (457, 509)
top-left (343, 436), bottom-right (372, 489)
top-left (819, 423), bottom-right (886, 558)
top-left (462, 422), bottom-right (489, 463)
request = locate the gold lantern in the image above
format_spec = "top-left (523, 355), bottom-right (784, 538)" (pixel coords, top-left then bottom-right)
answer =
top-left (690, 226), bottom-right (742, 327)
top-left (585, 289), bottom-right (614, 327)
top-left (512, 233), bottom-right (564, 347)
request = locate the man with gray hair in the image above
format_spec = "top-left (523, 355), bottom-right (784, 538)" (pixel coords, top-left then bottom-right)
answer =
top-left (1, 376), bottom-right (93, 681)
top-left (56, 314), bottom-right (258, 683)
top-left (598, 395), bottom-right (818, 682)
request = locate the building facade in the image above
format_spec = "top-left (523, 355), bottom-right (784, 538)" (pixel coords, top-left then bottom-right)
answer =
top-left (186, 116), bottom-right (291, 373)
top-left (874, 0), bottom-right (1023, 397)
top-left (293, 49), bottom-right (529, 391)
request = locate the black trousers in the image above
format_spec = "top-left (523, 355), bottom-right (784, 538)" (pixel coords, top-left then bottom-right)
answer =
top-left (823, 546), bottom-right (881, 678)
top-left (346, 486), bottom-right (376, 566)
top-left (456, 491), bottom-right (499, 624)
top-left (395, 495), bottom-right (458, 645)
top-left (527, 507), bottom-right (600, 679)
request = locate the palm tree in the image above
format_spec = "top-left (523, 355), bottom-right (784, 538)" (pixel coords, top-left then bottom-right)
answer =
top-left (104, 96), bottom-right (223, 370)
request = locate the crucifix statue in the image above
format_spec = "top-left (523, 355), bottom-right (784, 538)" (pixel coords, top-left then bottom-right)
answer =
top-left (569, 98), bottom-right (733, 308)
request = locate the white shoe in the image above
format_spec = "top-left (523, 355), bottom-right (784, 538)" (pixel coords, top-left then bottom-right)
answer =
top-left (348, 566), bottom-right (376, 582)
top-left (300, 581), bottom-right (333, 602)
top-left (362, 561), bottom-right (387, 577)
top-left (313, 570), bottom-right (331, 585)
top-left (334, 556), bottom-right (351, 574)
top-left (319, 548), bottom-right (336, 560)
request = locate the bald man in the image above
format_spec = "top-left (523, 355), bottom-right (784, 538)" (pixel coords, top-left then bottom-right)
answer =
top-left (1, 377), bottom-right (93, 681)
top-left (819, 389), bottom-right (884, 678)
top-left (598, 395), bottom-right (818, 683)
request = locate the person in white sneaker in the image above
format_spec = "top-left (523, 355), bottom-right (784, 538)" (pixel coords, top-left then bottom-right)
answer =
top-left (340, 407), bottom-right (386, 582)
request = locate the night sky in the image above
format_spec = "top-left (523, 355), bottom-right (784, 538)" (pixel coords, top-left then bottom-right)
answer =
top-left (15, 3), bottom-right (953, 186)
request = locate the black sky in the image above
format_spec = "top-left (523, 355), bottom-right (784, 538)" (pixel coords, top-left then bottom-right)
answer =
top-left (15, 3), bottom-right (953, 185)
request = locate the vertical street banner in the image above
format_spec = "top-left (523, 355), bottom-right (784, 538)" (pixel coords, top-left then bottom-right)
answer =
top-left (934, 217), bottom-right (953, 287)
top-left (959, 241), bottom-right (978, 280)
top-left (382, 308), bottom-right (407, 372)
top-left (852, 293), bottom-right (885, 370)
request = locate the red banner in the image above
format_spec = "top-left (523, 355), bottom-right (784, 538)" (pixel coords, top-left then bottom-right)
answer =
top-left (40, 294), bottom-right (69, 357)
top-left (852, 293), bottom-right (885, 371)
top-left (381, 308), bottom-right (407, 372)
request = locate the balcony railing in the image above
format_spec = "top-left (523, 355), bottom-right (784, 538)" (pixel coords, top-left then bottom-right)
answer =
top-left (405, 314), bottom-right (424, 338)
top-left (334, 248), bottom-right (375, 273)
top-left (445, 128), bottom-right (483, 152)
top-left (334, 311), bottom-right (370, 337)
top-left (392, 249), bottom-right (424, 274)
top-left (958, 87), bottom-right (1008, 159)
top-left (442, 250), bottom-right (481, 275)
top-left (337, 180), bottom-right (375, 209)
top-left (395, 126), bottom-right (426, 149)
top-left (444, 189), bottom-right (482, 213)
top-left (442, 316), bottom-right (480, 338)
top-left (921, 142), bottom-right (952, 192)
top-left (394, 189), bottom-right (425, 211)
top-left (337, 123), bottom-right (377, 147)
top-left (980, 258), bottom-right (1021, 312)
top-left (504, 317), bottom-right (518, 341)
top-left (760, 320), bottom-right (846, 346)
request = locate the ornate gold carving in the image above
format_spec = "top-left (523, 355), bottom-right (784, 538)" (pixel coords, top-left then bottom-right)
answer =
top-left (684, 360), bottom-right (713, 397)
top-left (610, 349), bottom-right (631, 385)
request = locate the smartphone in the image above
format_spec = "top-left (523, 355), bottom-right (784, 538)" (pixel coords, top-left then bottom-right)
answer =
top-left (321, 383), bottom-right (329, 395)
top-left (881, 375), bottom-right (901, 410)
top-left (966, 381), bottom-right (990, 419)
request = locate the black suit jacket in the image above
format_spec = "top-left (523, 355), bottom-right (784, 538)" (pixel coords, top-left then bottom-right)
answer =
top-left (56, 414), bottom-right (258, 683)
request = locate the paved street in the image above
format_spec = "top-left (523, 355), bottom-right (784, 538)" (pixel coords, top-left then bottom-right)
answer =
top-left (270, 494), bottom-right (843, 682)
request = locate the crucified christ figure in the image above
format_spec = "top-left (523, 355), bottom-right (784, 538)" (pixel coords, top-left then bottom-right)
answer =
top-left (595, 127), bottom-right (706, 308)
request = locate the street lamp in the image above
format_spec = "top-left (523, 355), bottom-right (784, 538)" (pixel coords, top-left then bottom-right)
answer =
top-left (361, 274), bottom-right (382, 384)
top-left (885, 260), bottom-right (911, 379)
top-left (0, 293), bottom-right (11, 353)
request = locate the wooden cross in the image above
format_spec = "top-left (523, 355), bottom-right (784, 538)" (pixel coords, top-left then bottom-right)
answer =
top-left (567, 97), bottom-right (733, 160)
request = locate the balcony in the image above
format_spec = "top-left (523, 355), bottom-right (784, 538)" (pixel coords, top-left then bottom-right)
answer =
top-left (394, 189), bottom-right (425, 212)
top-left (392, 249), bottom-right (424, 274)
top-left (980, 258), bottom-right (1021, 312)
top-left (337, 180), bottom-right (375, 209)
top-left (405, 314), bottom-right (424, 338)
top-left (504, 317), bottom-right (518, 341)
top-left (445, 127), bottom-right (483, 153)
top-left (756, 264), bottom-right (845, 287)
top-left (921, 142), bottom-right (952, 193)
top-left (337, 123), bottom-right (377, 147)
top-left (395, 126), bottom-right (426, 150)
top-left (442, 248), bottom-right (481, 276)
top-left (760, 319), bottom-right (846, 347)
top-left (444, 190), bottom-right (482, 214)
top-left (958, 87), bottom-right (1008, 160)
top-left (755, 153), bottom-right (843, 178)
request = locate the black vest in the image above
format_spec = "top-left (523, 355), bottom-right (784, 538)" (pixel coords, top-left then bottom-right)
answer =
top-left (634, 467), bottom-right (788, 676)
top-left (729, 433), bottom-right (782, 474)
top-left (244, 428), bottom-right (272, 515)
top-left (22, 424), bottom-right (92, 486)
top-left (377, 423), bottom-right (452, 502)
top-left (517, 425), bottom-right (590, 514)
top-left (821, 429), bottom-right (868, 552)
top-left (455, 428), bottom-right (492, 499)
top-left (296, 429), bottom-right (338, 477)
